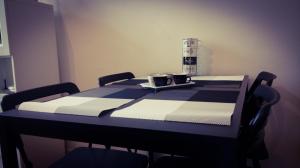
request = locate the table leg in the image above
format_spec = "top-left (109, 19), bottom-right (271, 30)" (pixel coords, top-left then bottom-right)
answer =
top-left (148, 151), bottom-right (154, 166)
top-left (218, 143), bottom-right (239, 168)
top-left (0, 122), bottom-right (19, 168)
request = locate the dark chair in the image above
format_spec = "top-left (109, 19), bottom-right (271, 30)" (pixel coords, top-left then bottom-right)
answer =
top-left (151, 85), bottom-right (280, 168)
top-left (247, 71), bottom-right (277, 98)
top-left (1, 82), bottom-right (80, 168)
top-left (151, 155), bottom-right (216, 168)
top-left (239, 85), bottom-right (280, 168)
top-left (98, 72), bottom-right (135, 86)
top-left (1, 82), bottom-right (148, 168)
top-left (242, 71), bottom-right (277, 126)
top-left (49, 147), bottom-right (148, 168)
top-left (96, 72), bottom-right (136, 152)
top-left (1, 82), bottom-right (80, 111)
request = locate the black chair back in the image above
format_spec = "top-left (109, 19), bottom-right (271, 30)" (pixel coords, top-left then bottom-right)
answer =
top-left (240, 85), bottom-right (280, 168)
top-left (242, 71), bottom-right (277, 126)
top-left (1, 82), bottom-right (79, 111)
top-left (96, 72), bottom-right (135, 151)
top-left (1, 82), bottom-right (80, 168)
top-left (248, 85), bottom-right (280, 135)
top-left (98, 72), bottom-right (135, 86)
top-left (248, 71), bottom-right (277, 97)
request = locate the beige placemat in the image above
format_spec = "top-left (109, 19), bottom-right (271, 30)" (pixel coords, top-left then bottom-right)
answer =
top-left (19, 96), bottom-right (133, 117)
top-left (192, 75), bottom-right (244, 81)
top-left (111, 99), bottom-right (235, 125)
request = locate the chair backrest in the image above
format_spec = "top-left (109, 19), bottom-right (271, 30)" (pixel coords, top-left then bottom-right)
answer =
top-left (241, 85), bottom-right (280, 146)
top-left (248, 85), bottom-right (280, 135)
top-left (0, 82), bottom-right (79, 168)
top-left (239, 85), bottom-right (280, 166)
top-left (242, 71), bottom-right (277, 126)
top-left (1, 82), bottom-right (80, 111)
top-left (98, 72), bottom-right (135, 87)
top-left (248, 71), bottom-right (277, 97)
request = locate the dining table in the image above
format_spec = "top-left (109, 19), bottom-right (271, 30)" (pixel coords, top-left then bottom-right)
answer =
top-left (0, 75), bottom-right (248, 168)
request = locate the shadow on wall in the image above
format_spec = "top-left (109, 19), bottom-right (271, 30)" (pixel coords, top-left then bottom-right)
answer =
top-left (54, 0), bottom-right (77, 83)
top-left (197, 45), bottom-right (212, 75)
top-left (262, 86), bottom-right (300, 168)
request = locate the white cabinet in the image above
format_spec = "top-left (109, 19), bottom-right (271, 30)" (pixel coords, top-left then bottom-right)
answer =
top-left (5, 0), bottom-right (60, 91)
top-left (1, 0), bottom-right (60, 91)
top-left (0, 0), bottom-right (10, 56)
top-left (0, 0), bottom-right (64, 167)
top-left (0, 93), bottom-right (7, 112)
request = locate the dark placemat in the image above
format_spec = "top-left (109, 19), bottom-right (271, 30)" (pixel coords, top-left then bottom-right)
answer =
top-left (73, 87), bottom-right (124, 98)
top-left (111, 79), bottom-right (147, 86)
top-left (188, 90), bottom-right (240, 103)
top-left (194, 80), bottom-right (242, 88)
top-left (103, 88), bottom-right (152, 99)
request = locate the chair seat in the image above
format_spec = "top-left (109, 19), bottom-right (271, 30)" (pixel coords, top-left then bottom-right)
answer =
top-left (49, 147), bottom-right (148, 168)
top-left (247, 140), bottom-right (269, 160)
top-left (151, 156), bottom-right (216, 168)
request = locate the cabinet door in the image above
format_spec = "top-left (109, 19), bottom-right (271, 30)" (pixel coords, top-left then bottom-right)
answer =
top-left (4, 1), bottom-right (63, 168)
top-left (6, 1), bottom-right (60, 91)
top-left (0, 0), bottom-right (10, 56)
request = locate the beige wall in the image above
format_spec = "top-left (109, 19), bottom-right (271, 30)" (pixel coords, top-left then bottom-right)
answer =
top-left (43, 0), bottom-right (300, 167)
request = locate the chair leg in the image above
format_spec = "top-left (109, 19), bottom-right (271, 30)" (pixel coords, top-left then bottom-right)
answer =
top-left (148, 151), bottom-right (154, 166)
top-left (64, 140), bottom-right (68, 154)
top-left (18, 148), bottom-right (33, 168)
top-left (16, 136), bottom-right (33, 168)
top-left (88, 142), bottom-right (93, 148)
top-left (89, 143), bottom-right (133, 152)
top-left (127, 148), bottom-right (132, 153)
top-left (105, 144), bottom-right (111, 150)
top-left (238, 154), bottom-right (248, 168)
top-left (252, 159), bottom-right (261, 168)
top-left (127, 148), bottom-right (138, 153)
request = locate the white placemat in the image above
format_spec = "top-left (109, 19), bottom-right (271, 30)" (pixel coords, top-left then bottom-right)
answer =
top-left (111, 99), bottom-right (185, 120)
top-left (135, 75), bottom-right (244, 81)
top-left (165, 101), bottom-right (235, 125)
top-left (111, 99), bottom-right (235, 125)
top-left (0, 93), bottom-right (7, 112)
top-left (19, 96), bottom-right (133, 117)
top-left (191, 75), bottom-right (244, 81)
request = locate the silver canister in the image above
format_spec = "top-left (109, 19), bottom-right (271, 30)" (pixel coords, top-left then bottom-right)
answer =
top-left (182, 38), bottom-right (199, 75)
